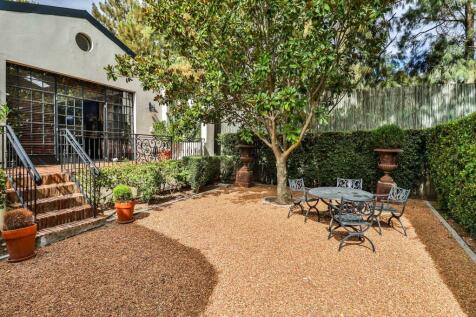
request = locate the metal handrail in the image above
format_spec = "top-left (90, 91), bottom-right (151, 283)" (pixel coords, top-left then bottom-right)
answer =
top-left (5, 125), bottom-right (42, 185)
top-left (59, 128), bottom-right (99, 216)
top-left (62, 129), bottom-right (100, 176)
top-left (2, 125), bottom-right (42, 219)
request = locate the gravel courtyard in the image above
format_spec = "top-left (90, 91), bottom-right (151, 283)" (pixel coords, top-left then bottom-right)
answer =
top-left (139, 185), bottom-right (472, 316)
top-left (1, 185), bottom-right (474, 316)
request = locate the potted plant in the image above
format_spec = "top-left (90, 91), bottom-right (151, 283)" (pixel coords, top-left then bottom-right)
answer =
top-left (372, 124), bottom-right (405, 195)
top-left (2, 208), bottom-right (37, 262)
top-left (113, 184), bottom-right (135, 224)
top-left (159, 149), bottom-right (172, 160)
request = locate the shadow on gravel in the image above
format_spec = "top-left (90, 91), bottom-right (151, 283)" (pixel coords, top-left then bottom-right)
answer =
top-left (406, 200), bottom-right (476, 316)
top-left (0, 223), bottom-right (217, 316)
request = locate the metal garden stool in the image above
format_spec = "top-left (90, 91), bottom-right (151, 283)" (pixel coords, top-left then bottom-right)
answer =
top-left (328, 196), bottom-right (377, 252)
top-left (374, 186), bottom-right (411, 236)
top-left (287, 178), bottom-right (320, 222)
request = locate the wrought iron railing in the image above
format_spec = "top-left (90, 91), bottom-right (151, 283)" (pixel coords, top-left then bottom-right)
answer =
top-left (1, 125), bottom-right (42, 218)
top-left (59, 130), bottom-right (203, 166)
top-left (59, 129), bottom-right (99, 216)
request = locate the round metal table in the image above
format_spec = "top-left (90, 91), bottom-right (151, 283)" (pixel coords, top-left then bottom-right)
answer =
top-left (308, 186), bottom-right (374, 202)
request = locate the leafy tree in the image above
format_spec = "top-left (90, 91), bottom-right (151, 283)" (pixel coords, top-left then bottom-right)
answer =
top-left (92, 0), bottom-right (159, 55)
top-left (396, 0), bottom-right (475, 82)
top-left (107, 0), bottom-right (393, 203)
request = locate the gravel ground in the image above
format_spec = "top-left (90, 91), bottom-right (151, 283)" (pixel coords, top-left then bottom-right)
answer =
top-left (405, 200), bottom-right (476, 316)
top-left (137, 185), bottom-right (466, 316)
top-left (0, 224), bottom-right (217, 316)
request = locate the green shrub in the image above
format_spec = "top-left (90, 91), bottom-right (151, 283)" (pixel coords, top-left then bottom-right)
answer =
top-left (372, 124), bottom-right (405, 148)
top-left (221, 128), bottom-right (427, 193)
top-left (217, 133), bottom-right (240, 156)
top-left (427, 113), bottom-right (476, 236)
top-left (112, 184), bottom-right (133, 203)
top-left (97, 163), bottom-right (164, 202)
top-left (219, 155), bottom-right (239, 184)
top-left (183, 156), bottom-right (220, 192)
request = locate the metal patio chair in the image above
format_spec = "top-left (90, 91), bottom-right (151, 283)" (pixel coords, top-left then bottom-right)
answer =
top-left (287, 178), bottom-right (320, 222)
top-left (336, 178), bottom-right (363, 189)
top-left (328, 196), bottom-right (376, 252)
top-left (373, 186), bottom-right (411, 236)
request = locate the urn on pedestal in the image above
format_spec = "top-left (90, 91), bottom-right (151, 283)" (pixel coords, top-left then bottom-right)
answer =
top-left (235, 144), bottom-right (254, 187)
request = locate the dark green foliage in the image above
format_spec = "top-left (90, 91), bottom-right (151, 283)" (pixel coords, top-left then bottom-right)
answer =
top-left (221, 130), bottom-right (427, 193)
top-left (183, 156), bottom-right (221, 192)
top-left (112, 184), bottom-right (133, 203)
top-left (98, 162), bottom-right (165, 202)
top-left (372, 124), bottom-right (405, 149)
top-left (219, 155), bottom-right (239, 184)
top-left (427, 113), bottom-right (476, 236)
top-left (3, 208), bottom-right (33, 230)
top-left (217, 133), bottom-right (240, 156)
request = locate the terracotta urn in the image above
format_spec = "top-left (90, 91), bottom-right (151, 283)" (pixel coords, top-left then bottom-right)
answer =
top-left (235, 144), bottom-right (254, 187)
top-left (115, 201), bottom-right (136, 224)
top-left (2, 223), bottom-right (37, 262)
top-left (374, 148), bottom-right (403, 195)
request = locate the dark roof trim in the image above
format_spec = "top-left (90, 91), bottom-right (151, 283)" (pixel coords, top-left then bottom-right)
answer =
top-left (0, 1), bottom-right (136, 57)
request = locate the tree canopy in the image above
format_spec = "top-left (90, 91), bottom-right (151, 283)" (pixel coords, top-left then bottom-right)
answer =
top-left (92, 0), bottom-right (159, 55)
top-left (108, 0), bottom-right (393, 202)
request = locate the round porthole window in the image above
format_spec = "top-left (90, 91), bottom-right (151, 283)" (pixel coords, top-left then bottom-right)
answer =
top-left (75, 33), bottom-right (92, 52)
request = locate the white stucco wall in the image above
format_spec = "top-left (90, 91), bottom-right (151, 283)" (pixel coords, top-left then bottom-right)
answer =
top-left (0, 10), bottom-right (160, 134)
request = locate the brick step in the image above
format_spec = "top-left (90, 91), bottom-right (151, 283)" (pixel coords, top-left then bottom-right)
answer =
top-left (9, 193), bottom-right (86, 213)
top-left (7, 182), bottom-right (78, 202)
top-left (36, 216), bottom-right (106, 247)
top-left (36, 204), bottom-right (94, 230)
top-left (0, 216), bottom-right (106, 259)
top-left (7, 172), bottom-right (70, 187)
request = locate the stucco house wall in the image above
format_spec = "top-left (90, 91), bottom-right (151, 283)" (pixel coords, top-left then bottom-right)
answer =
top-left (0, 8), bottom-right (161, 134)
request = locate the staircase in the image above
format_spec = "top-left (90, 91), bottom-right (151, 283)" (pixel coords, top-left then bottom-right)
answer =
top-left (1, 126), bottom-right (105, 257)
top-left (4, 167), bottom-right (105, 252)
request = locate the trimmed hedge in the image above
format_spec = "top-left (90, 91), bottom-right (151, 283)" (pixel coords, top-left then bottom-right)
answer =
top-left (97, 156), bottom-right (226, 201)
top-left (427, 113), bottom-right (476, 236)
top-left (220, 130), bottom-right (427, 193)
top-left (182, 156), bottom-right (221, 192)
top-left (220, 114), bottom-right (475, 236)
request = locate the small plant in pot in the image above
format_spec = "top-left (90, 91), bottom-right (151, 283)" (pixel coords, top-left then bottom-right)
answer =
top-left (113, 184), bottom-right (135, 224)
top-left (2, 208), bottom-right (37, 262)
top-left (372, 124), bottom-right (405, 195)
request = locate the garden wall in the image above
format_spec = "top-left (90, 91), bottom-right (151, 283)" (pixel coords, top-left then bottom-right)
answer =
top-left (219, 112), bottom-right (476, 236)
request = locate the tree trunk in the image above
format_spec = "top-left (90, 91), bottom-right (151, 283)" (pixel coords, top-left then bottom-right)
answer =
top-left (465, 0), bottom-right (475, 60)
top-left (275, 157), bottom-right (291, 204)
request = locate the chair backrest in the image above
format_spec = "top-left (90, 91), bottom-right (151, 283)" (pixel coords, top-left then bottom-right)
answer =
top-left (288, 178), bottom-right (305, 193)
top-left (336, 178), bottom-right (363, 190)
top-left (338, 196), bottom-right (376, 217)
top-left (387, 186), bottom-right (410, 203)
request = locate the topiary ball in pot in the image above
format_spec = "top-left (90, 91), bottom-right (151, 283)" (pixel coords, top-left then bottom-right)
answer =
top-left (372, 124), bottom-right (405, 149)
top-left (2, 208), bottom-right (37, 262)
top-left (372, 124), bottom-right (404, 195)
top-left (113, 184), bottom-right (135, 224)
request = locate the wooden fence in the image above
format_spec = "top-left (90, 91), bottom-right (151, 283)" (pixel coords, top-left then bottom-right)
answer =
top-left (322, 83), bottom-right (476, 131)
top-left (219, 83), bottom-right (476, 133)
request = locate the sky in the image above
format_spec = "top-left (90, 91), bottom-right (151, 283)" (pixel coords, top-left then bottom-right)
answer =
top-left (34, 0), bottom-right (101, 11)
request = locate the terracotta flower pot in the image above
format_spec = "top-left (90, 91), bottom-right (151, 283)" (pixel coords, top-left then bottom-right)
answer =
top-left (2, 223), bottom-right (37, 262)
top-left (374, 148), bottom-right (403, 196)
top-left (115, 201), bottom-right (135, 224)
top-left (159, 149), bottom-right (172, 160)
